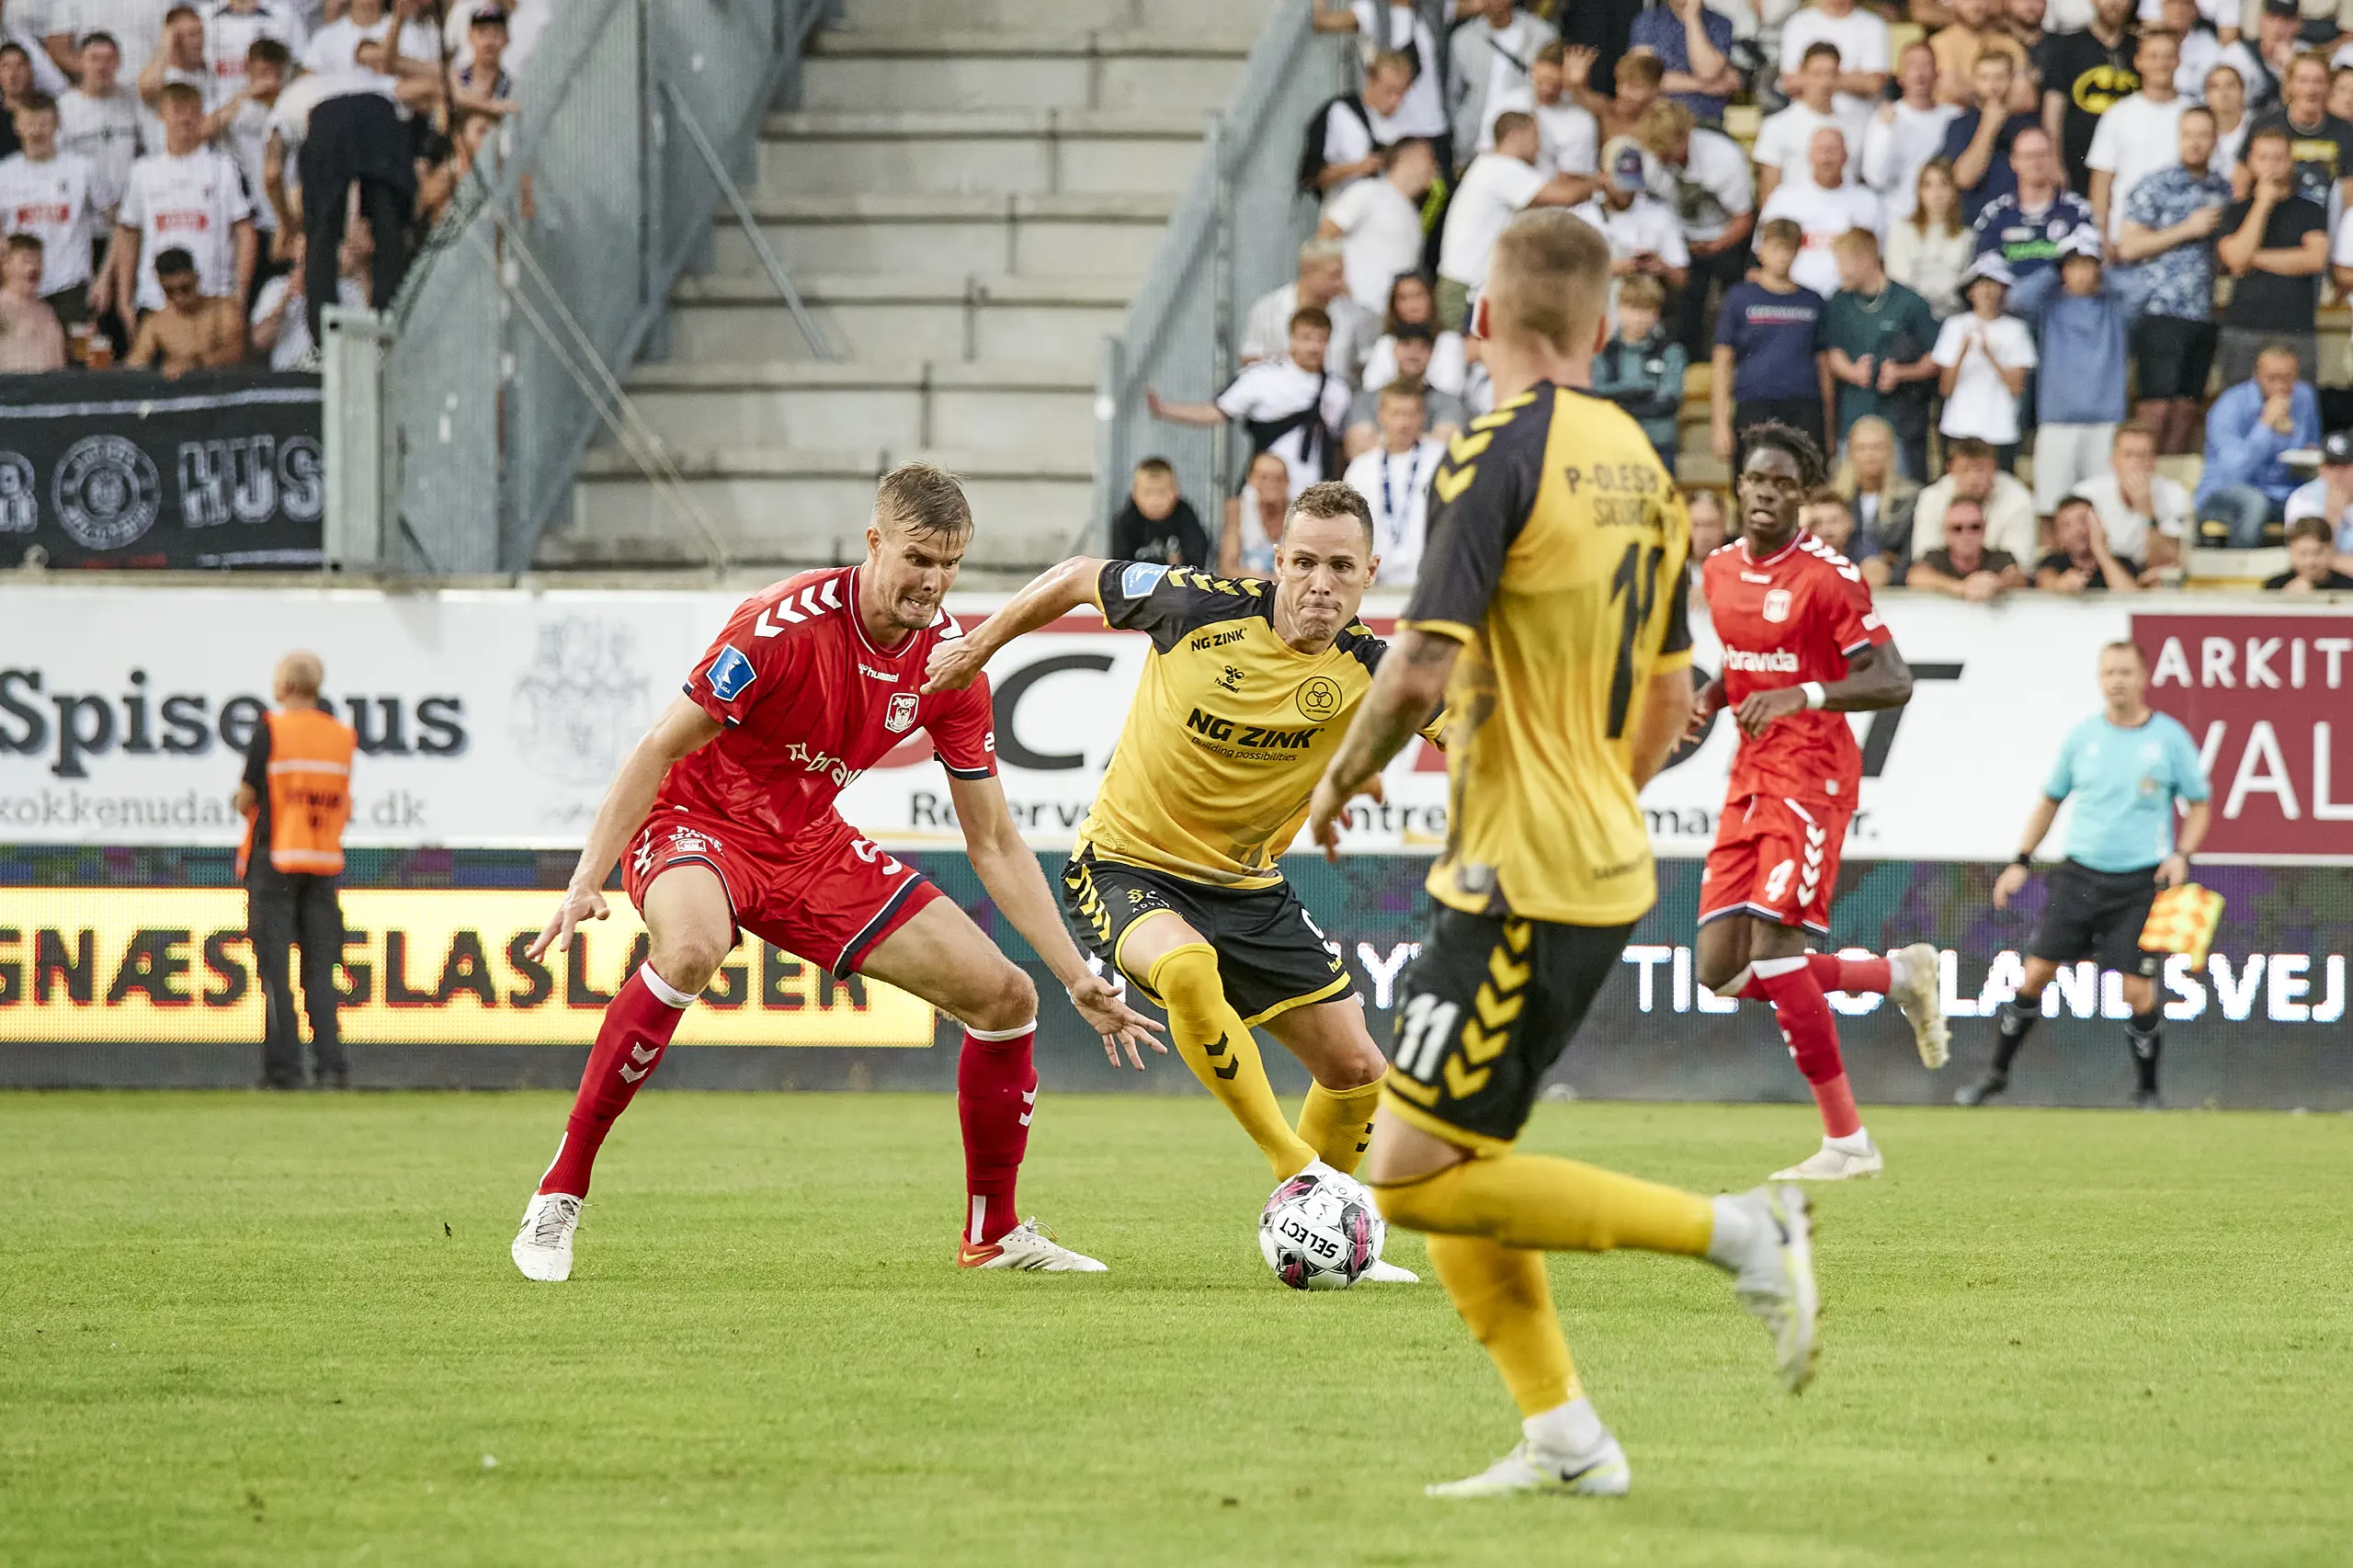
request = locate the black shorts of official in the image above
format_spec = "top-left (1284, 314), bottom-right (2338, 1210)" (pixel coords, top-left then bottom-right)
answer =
top-left (2029, 859), bottom-right (2161, 979)
top-left (2131, 314), bottom-right (2218, 402)
top-left (1058, 849), bottom-right (1355, 1028)
top-left (1381, 904), bottom-right (1635, 1153)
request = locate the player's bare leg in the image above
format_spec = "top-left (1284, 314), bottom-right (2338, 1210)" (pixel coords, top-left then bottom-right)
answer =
top-left (1700, 914), bottom-right (1877, 1180)
top-left (514, 865), bottom-right (733, 1282)
top-left (1361, 1109), bottom-right (1817, 1496)
top-left (1114, 908), bottom-right (1324, 1181)
top-left (1262, 998), bottom-right (1417, 1281)
top-left (859, 897), bottom-right (1105, 1272)
top-left (1961, 963), bottom-right (2161, 1108)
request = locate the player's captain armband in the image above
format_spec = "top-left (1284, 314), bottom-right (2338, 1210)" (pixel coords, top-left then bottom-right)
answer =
top-left (705, 644), bottom-right (757, 701)
top-left (1120, 562), bottom-right (1170, 599)
top-left (2139, 883), bottom-right (2224, 967)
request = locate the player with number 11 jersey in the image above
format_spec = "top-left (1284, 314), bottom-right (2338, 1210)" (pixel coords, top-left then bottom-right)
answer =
top-left (1691, 424), bottom-right (1948, 1184)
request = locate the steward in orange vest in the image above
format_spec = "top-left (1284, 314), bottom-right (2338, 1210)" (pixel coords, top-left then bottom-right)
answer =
top-left (233, 653), bottom-right (358, 1090)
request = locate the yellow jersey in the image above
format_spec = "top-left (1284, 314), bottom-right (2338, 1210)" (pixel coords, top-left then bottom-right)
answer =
top-left (1079, 562), bottom-right (1428, 889)
top-left (1399, 384), bottom-right (1693, 926)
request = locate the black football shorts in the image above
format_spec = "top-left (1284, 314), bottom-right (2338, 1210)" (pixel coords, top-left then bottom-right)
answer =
top-left (1381, 904), bottom-right (1636, 1152)
top-left (1058, 849), bottom-right (1356, 1028)
top-left (2030, 859), bottom-right (2162, 979)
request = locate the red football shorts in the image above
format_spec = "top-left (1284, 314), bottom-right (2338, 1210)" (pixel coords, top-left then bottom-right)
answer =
top-left (622, 807), bottom-right (942, 977)
top-left (1698, 793), bottom-right (1852, 938)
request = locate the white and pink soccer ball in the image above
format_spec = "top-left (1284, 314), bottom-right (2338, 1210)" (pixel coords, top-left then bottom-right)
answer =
top-left (1258, 1166), bottom-right (1384, 1290)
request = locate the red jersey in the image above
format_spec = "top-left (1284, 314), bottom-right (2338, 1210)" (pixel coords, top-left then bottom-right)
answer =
top-left (657, 566), bottom-right (997, 840)
top-left (1701, 531), bottom-right (1893, 806)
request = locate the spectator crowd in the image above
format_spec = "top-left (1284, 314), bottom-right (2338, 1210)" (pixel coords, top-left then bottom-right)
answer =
top-left (0, 0), bottom-right (530, 377)
top-left (1129, 0), bottom-right (2353, 592)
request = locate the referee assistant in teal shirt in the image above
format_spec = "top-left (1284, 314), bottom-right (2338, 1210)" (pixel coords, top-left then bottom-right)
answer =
top-left (1959, 640), bottom-right (2212, 1109)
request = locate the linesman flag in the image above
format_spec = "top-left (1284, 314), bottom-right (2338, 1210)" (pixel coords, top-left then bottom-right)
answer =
top-left (2139, 884), bottom-right (2225, 968)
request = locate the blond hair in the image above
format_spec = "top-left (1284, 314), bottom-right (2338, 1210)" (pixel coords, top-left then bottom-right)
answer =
top-left (1484, 210), bottom-right (1610, 353)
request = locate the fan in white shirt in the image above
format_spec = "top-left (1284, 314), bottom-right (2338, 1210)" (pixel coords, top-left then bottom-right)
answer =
top-left (1758, 126), bottom-right (1881, 298)
top-left (1569, 137), bottom-right (1690, 311)
top-left (1777, 0), bottom-right (1889, 122)
top-left (1932, 254), bottom-right (2037, 446)
top-left (1754, 42), bottom-right (1870, 199)
top-left (1311, 51), bottom-right (1413, 196)
top-left (2086, 32), bottom-right (2189, 240)
top-left (1312, 0), bottom-right (1449, 142)
top-left (204, 0), bottom-right (304, 99)
top-left (0, 97), bottom-right (95, 293)
top-left (1317, 137), bottom-right (1438, 311)
top-left (1340, 386), bottom-right (1443, 587)
top-left (1149, 313), bottom-right (1355, 504)
top-left (1860, 41), bottom-right (1958, 224)
top-left (2069, 428), bottom-right (2188, 569)
top-left (1238, 240), bottom-right (1377, 384)
top-left (1436, 109), bottom-right (1587, 299)
top-left (97, 79), bottom-right (252, 316)
top-left (1478, 46), bottom-right (1601, 182)
top-left (301, 0), bottom-right (438, 74)
top-left (133, 4), bottom-right (221, 154)
top-left (56, 37), bottom-right (139, 239)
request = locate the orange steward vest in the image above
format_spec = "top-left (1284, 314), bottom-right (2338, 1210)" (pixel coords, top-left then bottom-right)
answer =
top-left (240, 707), bottom-right (358, 878)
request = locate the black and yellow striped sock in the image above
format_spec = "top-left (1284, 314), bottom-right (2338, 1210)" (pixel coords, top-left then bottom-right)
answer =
top-left (1295, 1080), bottom-right (1382, 1176)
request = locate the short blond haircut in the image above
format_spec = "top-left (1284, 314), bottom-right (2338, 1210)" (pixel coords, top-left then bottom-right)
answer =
top-left (1617, 273), bottom-right (1666, 312)
top-left (275, 652), bottom-right (324, 699)
top-left (1484, 209), bottom-right (1611, 354)
top-left (874, 461), bottom-right (972, 539)
top-left (1636, 98), bottom-right (1695, 154)
top-left (1831, 227), bottom-right (1881, 261)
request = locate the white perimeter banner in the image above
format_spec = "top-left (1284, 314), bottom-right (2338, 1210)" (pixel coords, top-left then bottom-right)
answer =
top-left (2, 585), bottom-right (2347, 859)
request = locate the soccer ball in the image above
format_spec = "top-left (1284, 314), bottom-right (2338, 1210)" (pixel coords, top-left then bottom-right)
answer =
top-left (1258, 1166), bottom-right (1384, 1290)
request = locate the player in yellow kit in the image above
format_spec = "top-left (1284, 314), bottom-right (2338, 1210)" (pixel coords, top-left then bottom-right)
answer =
top-left (924, 483), bottom-right (1434, 1280)
top-left (1307, 210), bottom-right (1822, 1496)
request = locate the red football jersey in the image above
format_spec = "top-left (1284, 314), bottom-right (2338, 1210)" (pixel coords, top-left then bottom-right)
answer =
top-left (656, 566), bottom-right (997, 840)
top-left (1701, 531), bottom-right (1893, 805)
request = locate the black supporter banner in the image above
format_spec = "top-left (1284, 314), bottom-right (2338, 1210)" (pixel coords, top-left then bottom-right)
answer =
top-left (0, 371), bottom-right (324, 570)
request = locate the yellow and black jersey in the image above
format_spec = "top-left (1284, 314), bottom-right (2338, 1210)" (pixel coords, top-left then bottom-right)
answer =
top-left (1401, 383), bottom-right (1693, 927)
top-left (1080, 561), bottom-right (1434, 890)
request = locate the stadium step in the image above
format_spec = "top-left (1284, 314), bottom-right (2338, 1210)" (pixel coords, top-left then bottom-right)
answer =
top-left (709, 192), bottom-right (1177, 278)
top-left (842, 0), bottom-right (1215, 29)
top-left (666, 274), bottom-right (1128, 376)
top-left (800, 28), bottom-right (1253, 113)
top-left (619, 360), bottom-right (1096, 455)
top-left (560, 447), bottom-right (1093, 570)
top-left (757, 109), bottom-right (1211, 199)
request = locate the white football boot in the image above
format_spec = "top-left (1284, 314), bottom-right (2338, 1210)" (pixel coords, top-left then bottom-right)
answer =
top-left (1888, 942), bottom-right (1950, 1069)
top-left (1771, 1136), bottom-right (1884, 1182)
top-left (510, 1191), bottom-right (582, 1282)
top-left (1427, 1437), bottom-right (1631, 1498)
top-left (1712, 1184), bottom-right (1820, 1393)
top-left (1361, 1258), bottom-right (1421, 1284)
top-left (958, 1217), bottom-right (1108, 1273)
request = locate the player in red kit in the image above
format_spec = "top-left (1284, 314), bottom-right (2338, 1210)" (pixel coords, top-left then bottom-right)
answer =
top-left (1691, 426), bottom-right (1949, 1182)
top-left (509, 464), bottom-right (1160, 1281)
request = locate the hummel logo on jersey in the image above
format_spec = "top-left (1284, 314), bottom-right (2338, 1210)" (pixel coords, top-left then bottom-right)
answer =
top-left (1722, 648), bottom-right (1802, 672)
top-left (754, 574), bottom-right (844, 636)
top-left (1216, 665), bottom-right (1245, 692)
top-left (858, 662), bottom-right (897, 682)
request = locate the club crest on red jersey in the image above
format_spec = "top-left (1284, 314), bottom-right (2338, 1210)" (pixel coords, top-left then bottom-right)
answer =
top-left (885, 691), bottom-right (919, 733)
top-left (1762, 587), bottom-right (1792, 623)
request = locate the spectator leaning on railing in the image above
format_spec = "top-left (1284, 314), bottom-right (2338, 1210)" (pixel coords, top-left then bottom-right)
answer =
top-left (1907, 493), bottom-right (2028, 598)
top-left (2280, 427), bottom-right (2353, 561)
top-left (2033, 494), bottom-right (2144, 593)
top-left (1908, 436), bottom-right (2038, 561)
top-left (2194, 341), bottom-right (2318, 546)
top-left (2071, 423), bottom-right (2188, 578)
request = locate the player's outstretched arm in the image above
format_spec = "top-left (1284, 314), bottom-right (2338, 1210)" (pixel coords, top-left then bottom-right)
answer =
top-left (1628, 665), bottom-right (1696, 789)
top-left (945, 772), bottom-right (1165, 1069)
top-left (922, 556), bottom-right (1107, 694)
top-left (1733, 642), bottom-right (1915, 737)
top-left (1309, 628), bottom-right (1460, 859)
top-left (527, 696), bottom-right (723, 960)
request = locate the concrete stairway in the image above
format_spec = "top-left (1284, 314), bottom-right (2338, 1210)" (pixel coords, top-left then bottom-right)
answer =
top-left (541, 0), bottom-right (1256, 573)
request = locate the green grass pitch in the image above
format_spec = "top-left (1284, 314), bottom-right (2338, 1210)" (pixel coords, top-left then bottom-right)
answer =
top-left (3, 1092), bottom-right (2349, 1567)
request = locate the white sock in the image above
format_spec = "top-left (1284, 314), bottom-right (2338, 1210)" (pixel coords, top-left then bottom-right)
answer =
top-left (1704, 1193), bottom-right (1759, 1271)
top-left (1825, 1127), bottom-right (1873, 1154)
top-left (1524, 1396), bottom-right (1608, 1458)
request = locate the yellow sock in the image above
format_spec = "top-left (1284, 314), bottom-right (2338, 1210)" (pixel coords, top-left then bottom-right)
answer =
top-left (1372, 1152), bottom-right (1712, 1256)
top-left (1426, 1232), bottom-right (1580, 1417)
top-left (1148, 943), bottom-right (1315, 1179)
top-left (1296, 1080), bottom-right (1382, 1176)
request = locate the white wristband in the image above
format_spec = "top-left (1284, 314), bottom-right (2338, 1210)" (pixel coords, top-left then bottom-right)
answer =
top-left (1801, 681), bottom-right (1827, 710)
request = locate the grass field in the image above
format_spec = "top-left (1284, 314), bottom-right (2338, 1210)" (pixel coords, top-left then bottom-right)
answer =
top-left (3, 1093), bottom-right (2349, 1567)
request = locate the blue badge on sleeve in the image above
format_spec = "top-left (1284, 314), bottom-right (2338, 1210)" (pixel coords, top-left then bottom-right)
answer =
top-left (706, 644), bottom-right (756, 701)
top-left (1120, 562), bottom-right (1170, 599)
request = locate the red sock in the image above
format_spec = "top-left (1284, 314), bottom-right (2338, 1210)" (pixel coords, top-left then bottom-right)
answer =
top-left (1748, 958), bottom-right (1862, 1139)
top-left (958, 1021), bottom-right (1037, 1247)
top-left (1806, 951), bottom-right (1891, 995)
top-left (539, 965), bottom-right (693, 1198)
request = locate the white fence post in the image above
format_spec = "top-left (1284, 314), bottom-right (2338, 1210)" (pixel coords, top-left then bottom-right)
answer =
top-left (322, 305), bottom-right (394, 573)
